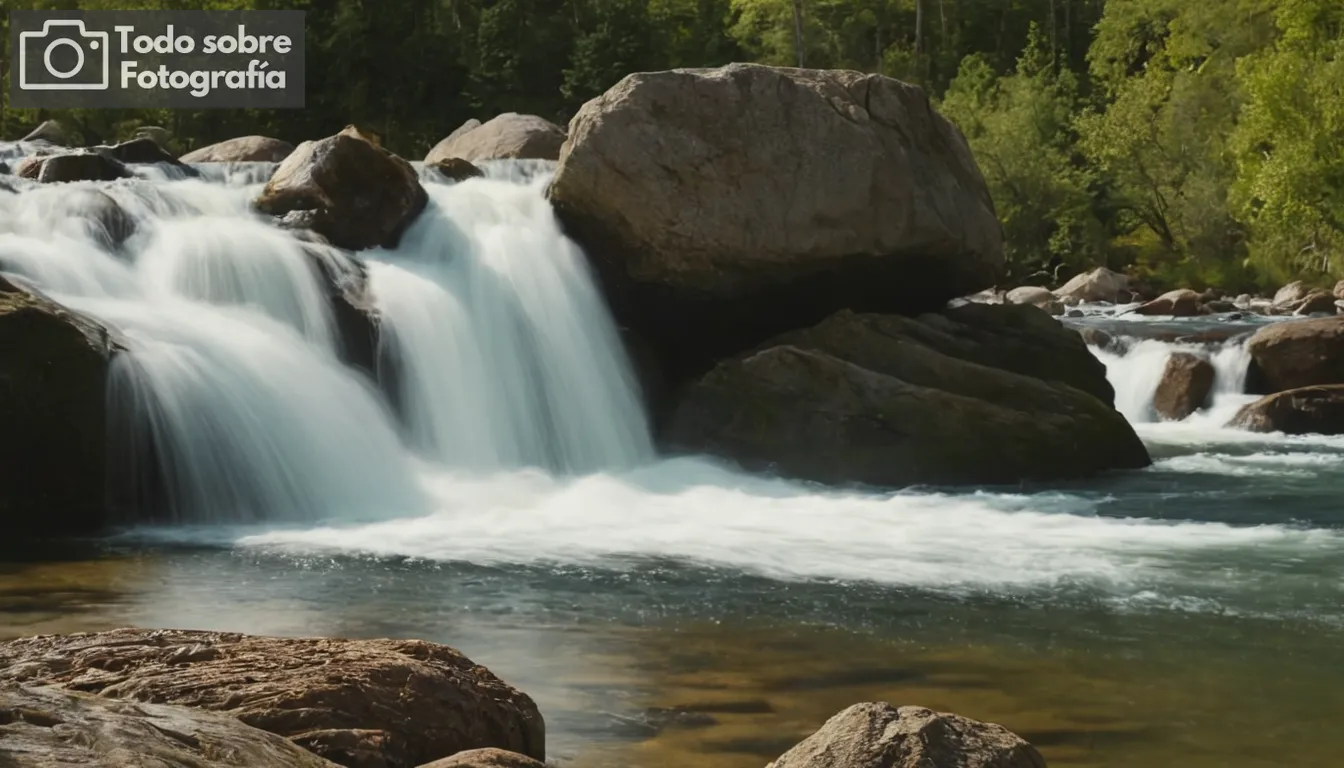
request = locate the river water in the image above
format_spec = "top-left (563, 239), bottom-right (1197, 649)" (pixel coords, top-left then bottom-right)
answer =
top-left (1, 151), bottom-right (1341, 767)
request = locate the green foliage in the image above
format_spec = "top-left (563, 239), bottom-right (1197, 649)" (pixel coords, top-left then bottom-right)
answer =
top-left (1, 0), bottom-right (1340, 292)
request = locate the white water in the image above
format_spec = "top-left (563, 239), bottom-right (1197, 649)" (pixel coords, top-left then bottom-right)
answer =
top-left (1094, 337), bottom-right (1254, 424)
top-left (5, 150), bottom-right (1343, 620)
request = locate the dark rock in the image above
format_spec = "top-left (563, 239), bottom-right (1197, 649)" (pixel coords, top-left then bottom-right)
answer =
top-left (1230, 385), bottom-right (1344, 435)
top-left (1245, 316), bottom-right (1344, 394)
top-left (28, 152), bottom-right (133, 183)
top-left (1152, 352), bottom-right (1215, 421)
top-left (1205, 300), bottom-right (1237, 313)
top-left (0, 276), bottom-right (121, 536)
top-left (550, 64), bottom-right (1003, 390)
top-left (768, 702), bottom-right (1045, 768)
top-left (181, 135), bottom-right (295, 163)
top-left (428, 157), bottom-right (486, 182)
top-left (256, 127), bottom-right (427, 251)
top-left (0, 683), bottom-right (340, 767)
top-left (666, 308), bottom-right (1148, 487)
top-left (1292, 290), bottom-right (1337, 316)
top-left (0, 628), bottom-right (545, 768)
top-left (97, 137), bottom-right (199, 177)
top-left (59, 188), bottom-right (138, 250)
top-left (303, 244), bottom-right (382, 381)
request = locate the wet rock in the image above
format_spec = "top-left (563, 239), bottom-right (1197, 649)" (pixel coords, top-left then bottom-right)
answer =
top-left (20, 119), bottom-right (65, 145)
top-left (425, 113), bottom-right (565, 163)
top-left (768, 702), bottom-right (1045, 768)
top-left (1076, 326), bottom-right (1117, 352)
top-left (26, 151), bottom-right (133, 183)
top-left (667, 307), bottom-right (1148, 487)
top-left (418, 749), bottom-right (546, 768)
top-left (1229, 385), bottom-right (1344, 435)
top-left (181, 135), bottom-right (296, 163)
top-left (1006, 286), bottom-right (1063, 315)
top-left (1292, 291), bottom-right (1337, 316)
top-left (303, 243), bottom-right (382, 381)
top-left (428, 157), bottom-right (485, 182)
top-left (0, 683), bottom-right (339, 767)
top-left (1054, 267), bottom-right (1129, 304)
top-left (97, 137), bottom-right (199, 177)
top-left (1130, 289), bottom-right (1201, 317)
top-left (0, 276), bottom-right (121, 536)
top-left (56, 188), bottom-right (138, 251)
top-left (256, 127), bottom-right (427, 251)
top-left (0, 628), bottom-right (545, 768)
top-left (550, 64), bottom-right (1003, 387)
top-left (1245, 316), bottom-right (1344, 394)
top-left (1152, 352), bottom-right (1215, 421)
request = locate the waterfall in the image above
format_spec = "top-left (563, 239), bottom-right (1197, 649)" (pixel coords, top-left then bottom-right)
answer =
top-left (1088, 331), bottom-right (1254, 424)
top-left (0, 153), bottom-right (652, 524)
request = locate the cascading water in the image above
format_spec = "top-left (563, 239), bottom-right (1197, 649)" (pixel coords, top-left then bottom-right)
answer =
top-left (1091, 334), bottom-right (1255, 424)
top-left (0, 154), bottom-right (650, 523)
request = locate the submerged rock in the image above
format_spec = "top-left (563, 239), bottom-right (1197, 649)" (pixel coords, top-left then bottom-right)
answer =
top-left (1054, 267), bottom-right (1129, 304)
top-left (0, 684), bottom-right (339, 767)
top-left (666, 306), bottom-right (1147, 487)
top-left (1230, 385), bottom-right (1344, 435)
top-left (768, 702), bottom-right (1045, 768)
top-left (1245, 316), bottom-right (1344, 394)
top-left (1153, 352), bottom-right (1215, 421)
top-left (181, 135), bottom-right (295, 163)
top-left (302, 242), bottom-right (382, 380)
top-left (549, 63), bottom-right (1003, 381)
top-left (1131, 289), bottom-right (1202, 317)
top-left (0, 628), bottom-right (545, 768)
top-left (428, 157), bottom-right (486, 182)
top-left (58, 188), bottom-right (138, 251)
top-left (425, 113), bottom-right (565, 163)
top-left (0, 276), bottom-right (120, 536)
top-left (255, 128), bottom-right (427, 251)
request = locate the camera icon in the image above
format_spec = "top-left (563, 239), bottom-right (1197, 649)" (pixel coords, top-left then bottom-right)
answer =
top-left (18, 20), bottom-right (110, 91)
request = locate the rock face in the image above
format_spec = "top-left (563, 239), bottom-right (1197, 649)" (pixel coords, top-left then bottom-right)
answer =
top-left (181, 135), bottom-right (295, 163)
top-left (0, 629), bottom-right (545, 768)
top-left (255, 128), bottom-right (428, 251)
top-left (1152, 352), bottom-right (1215, 421)
top-left (1245, 316), bottom-right (1344, 394)
top-left (0, 277), bottom-right (120, 537)
top-left (1131, 288), bottom-right (1202, 317)
top-left (1230, 385), bottom-right (1344, 435)
top-left (768, 703), bottom-right (1045, 768)
top-left (1005, 286), bottom-right (1063, 315)
top-left (549, 64), bottom-right (1003, 378)
top-left (425, 113), bottom-right (565, 163)
top-left (1054, 267), bottom-right (1129, 304)
top-left (0, 684), bottom-right (339, 767)
top-left (666, 306), bottom-right (1148, 487)
top-left (419, 749), bottom-right (546, 768)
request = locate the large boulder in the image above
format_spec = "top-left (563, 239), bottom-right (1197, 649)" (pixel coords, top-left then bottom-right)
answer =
top-left (20, 119), bottom-right (65, 145)
top-left (768, 703), bottom-right (1045, 768)
top-left (1130, 288), bottom-right (1202, 317)
top-left (95, 137), bottom-right (199, 177)
top-left (1152, 352), bottom-right (1215, 421)
top-left (1005, 286), bottom-right (1063, 315)
top-left (181, 135), bottom-right (295, 163)
top-left (0, 629), bottom-right (545, 768)
top-left (0, 684), bottom-right (339, 767)
top-left (255, 127), bottom-right (427, 251)
top-left (1334, 279), bottom-right (1344, 300)
top-left (425, 113), bottom-right (565, 164)
top-left (549, 64), bottom-right (1003, 378)
top-left (1229, 385), bottom-right (1344, 435)
top-left (1245, 316), bottom-right (1344, 394)
top-left (665, 307), bottom-right (1148, 486)
top-left (21, 151), bottom-right (132, 183)
top-left (1293, 290), bottom-right (1337, 316)
top-left (0, 277), bottom-right (120, 536)
top-left (1054, 267), bottom-right (1129, 304)
top-left (1273, 280), bottom-right (1312, 307)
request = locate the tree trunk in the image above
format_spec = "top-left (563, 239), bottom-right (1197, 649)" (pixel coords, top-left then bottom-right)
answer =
top-left (792, 0), bottom-right (807, 67)
top-left (914, 0), bottom-right (924, 55)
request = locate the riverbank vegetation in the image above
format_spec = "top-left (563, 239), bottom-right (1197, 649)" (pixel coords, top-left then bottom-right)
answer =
top-left (2, 0), bottom-right (1341, 292)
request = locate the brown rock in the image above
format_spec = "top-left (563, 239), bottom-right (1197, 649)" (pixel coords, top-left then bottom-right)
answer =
top-left (0, 629), bottom-right (545, 768)
top-left (1152, 352), bottom-right (1215, 421)
top-left (181, 135), bottom-right (296, 163)
top-left (1054, 267), bottom-right (1129, 304)
top-left (1293, 290), bottom-right (1337, 316)
top-left (549, 63), bottom-right (1003, 380)
top-left (666, 308), bottom-right (1148, 487)
top-left (428, 157), bottom-right (486, 182)
top-left (1131, 289), bottom-right (1202, 317)
top-left (20, 119), bottom-right (65, 145)
top-left (1273, 280), bottom-right (1311, 307)
top-left (1245, 316), bottom-right (1344, 394)
top-left (1229, 385), bottom-right (1344, 435)
top-left (425, 113), bottom-right (564, 163)
top-left (1334, 280), bottom-right (1344, 300)
top-left (25, 151), bottom-right (133, 183)
top-left (0, 276), bottom-right (121, 536)
top-left (255, 130), bottom-right (427, 251)
top-left (0, 683), bottom-right (339, 767)
top-left (418, 748), bottom-right (546, 768)
top-left (1005, 286), bottom-right (1062, 316)
top-left (768, 702), bottom-right (1045, 768)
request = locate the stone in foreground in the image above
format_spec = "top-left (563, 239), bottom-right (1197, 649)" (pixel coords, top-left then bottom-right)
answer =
top-left (425, 113), bottom-right (565, 164)
top-left (549, 63), bottom-right (1003, 374)
top-left (667, 306), bottom-right (1148, 487)
top-left (1245, 316), bottom-right (1344, 394)
top-left (181, 135), bottom-right (296, 163)
top-left (0, 683), bottom-right (338, 767)
top-left (256, 127), bottom-right (427, 251)
top-left (1230, 385), bottom-right (1344, 435)
top-left (768, 702), bottom-right (1045, 768)
top-left (0, 629), bottom-right (545, 768)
